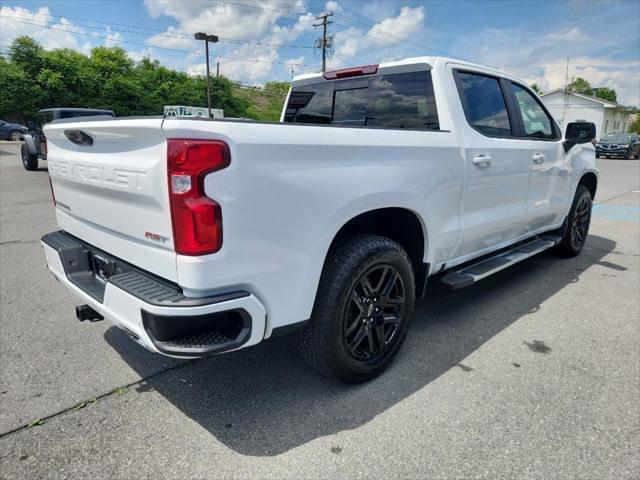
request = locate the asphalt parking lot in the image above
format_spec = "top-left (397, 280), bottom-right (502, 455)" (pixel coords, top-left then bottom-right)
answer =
top-left (0, 142), bottom-right (638, 479)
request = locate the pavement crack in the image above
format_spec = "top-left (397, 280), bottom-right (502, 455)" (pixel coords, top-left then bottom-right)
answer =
top-left (0, 239), bottom-right (40, 246)
top-left (595, 188), bottom-right (640, 206)
top-left (0, 360), bottom-right (196, 439)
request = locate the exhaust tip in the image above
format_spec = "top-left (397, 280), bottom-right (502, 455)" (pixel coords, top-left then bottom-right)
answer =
top-left (76, 304), bottom-right (103, 322)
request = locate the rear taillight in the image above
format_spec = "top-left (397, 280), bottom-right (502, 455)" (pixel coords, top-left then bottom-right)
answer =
top-left (167, 139), bottom-right (230, 255)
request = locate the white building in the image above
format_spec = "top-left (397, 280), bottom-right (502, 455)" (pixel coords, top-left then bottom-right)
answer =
top-left (540, 89), bottom-right (634, 139)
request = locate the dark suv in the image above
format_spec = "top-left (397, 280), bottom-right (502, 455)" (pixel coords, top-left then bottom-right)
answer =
top-left (595, 132), bottom-right (640, 160)
top-left (21, 108), bottom-right (115, 171)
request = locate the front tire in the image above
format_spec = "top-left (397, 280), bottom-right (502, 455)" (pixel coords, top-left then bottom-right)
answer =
top-left (555, 185), bottom-right (592, 257)
top-left (21, 143), bottom-right (38, 171)
top-left (297, 234), bottom-right (415, 383)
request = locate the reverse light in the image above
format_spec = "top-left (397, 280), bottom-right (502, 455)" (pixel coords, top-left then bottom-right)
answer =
top-left (167, 139), bottom-right (230, 256)
top-left (323, 64), bottom-right (378, 80)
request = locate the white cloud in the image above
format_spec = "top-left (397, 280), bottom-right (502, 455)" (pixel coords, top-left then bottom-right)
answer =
top-left (325, 1), bottom-right (341, 13)
top-left (332, 6), bottom-right (425, 65)
top-left (147, 26), bottom-right (195, 50)
top-left (454, 26), bottom-right (640, 106)
top-left (104, 29), bottom-right (123, 48)
top-left (143, 2), bottom-right (317, 82)
top-left (0, 6), bottom-right (86, 50)
top-left (366, 6), bottom-right (424, 45)
top-left (143, 0), bottom-right (299, 40)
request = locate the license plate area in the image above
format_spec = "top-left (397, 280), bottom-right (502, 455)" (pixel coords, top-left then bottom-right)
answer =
top-left (57, 243), bottom-right (130, 302)
top-left (90, 252), bottom-right (117, 282)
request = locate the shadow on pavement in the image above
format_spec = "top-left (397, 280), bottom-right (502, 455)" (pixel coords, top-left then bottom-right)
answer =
top-left (104, 234), bottom-right (619, 456)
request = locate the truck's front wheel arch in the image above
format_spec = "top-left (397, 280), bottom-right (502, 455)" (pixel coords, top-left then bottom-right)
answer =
top-left (326, 208), bottom-right (428, 297)
top-left (578, 172), bottom-right (597, 200)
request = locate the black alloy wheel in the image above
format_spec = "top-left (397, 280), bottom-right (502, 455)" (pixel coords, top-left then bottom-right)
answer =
top-left (570, 195), bottom-right (591, 250)
top-left (343, 264), bottom-right (405, 364)
top-left (555, 185), bottom-right (592, 257)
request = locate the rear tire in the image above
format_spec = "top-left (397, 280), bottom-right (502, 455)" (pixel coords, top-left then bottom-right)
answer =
top-left (555, 185), bottom-right (592, 257)
top-left (297, 234), bottom-right (415, 383)
top-left (9, 130), bottom-right (22, 141)
top-left (21, 143), bottom-right (38, 171)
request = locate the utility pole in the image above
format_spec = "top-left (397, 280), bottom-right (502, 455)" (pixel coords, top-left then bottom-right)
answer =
top-left (314, 12), bottom-right (333, 72)
top-left (216, 61), bottom-right (220, 77)
top-left (194, 32), bottom-right (219, 119)
top-left (561, 57), bottom-right (570, 129)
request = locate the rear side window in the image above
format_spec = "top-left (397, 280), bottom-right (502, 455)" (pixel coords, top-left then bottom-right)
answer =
top-left (456, 71), bottom-right (511, 137)
top-left (59, 110), bottom-right (112, 119)
top-left (511, 83), bottom-right (556, 139)
top-left (37, 112), bottom-right (53, 128)
top-left (284, 71), bottom-right (439, 130)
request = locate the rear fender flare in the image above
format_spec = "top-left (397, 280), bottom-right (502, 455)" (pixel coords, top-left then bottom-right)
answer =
top-left (22, 134), bottom-right (37, 155)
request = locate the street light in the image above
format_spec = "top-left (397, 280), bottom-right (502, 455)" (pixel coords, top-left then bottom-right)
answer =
top-left (194, 32), bottom-right (219, 119)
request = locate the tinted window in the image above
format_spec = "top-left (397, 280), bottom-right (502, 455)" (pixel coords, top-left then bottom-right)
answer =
top-left (37, 112), bottom-right (53, 128)
top-left (59, 110), bottom-right (111, 119)
top-left (457, 71), bottom-right (511, 136)
top-left (284, 71), bottom-right (439, 130)
top-left (367, 72), bottom-right (439, 129)
top-left (511, 83), bottom-right (555, 139)
top-left (284, 83), bottom-right (332, 124)
top-left (333, 86), bottom-right (368, 126)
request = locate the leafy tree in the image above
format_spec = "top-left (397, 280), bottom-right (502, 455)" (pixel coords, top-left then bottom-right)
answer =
top-left (0, 58), bottom-right (42, 118)
top-left (8, 36), bottom-right (45, 78)
top-left (0, 36), bottom-right (260, 121)
top-left (530, 83), bottom-right (543, 95)
top-left (593, 87), bottom-right (617, 103)
top-left (567, 77), bottom-right (593, 95)
top-left (629, 116), bottom-right (640, 134)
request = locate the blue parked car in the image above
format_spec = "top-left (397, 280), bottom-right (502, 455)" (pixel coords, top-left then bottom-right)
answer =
top-left (0, 119), bottom-right (28, 141)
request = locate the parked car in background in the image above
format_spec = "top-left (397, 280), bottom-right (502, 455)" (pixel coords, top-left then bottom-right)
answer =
top-left (0, 120), bottom-right (28, 141)
top-left (595, 132), bottom-right (640, 159)
top-left (21, 108), bottom-right (115, 171)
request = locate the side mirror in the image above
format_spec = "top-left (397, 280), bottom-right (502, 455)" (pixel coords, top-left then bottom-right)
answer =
top-left (564, 122), bottom-right (596, 152)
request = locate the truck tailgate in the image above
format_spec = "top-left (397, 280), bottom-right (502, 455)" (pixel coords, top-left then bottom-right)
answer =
top-left (44, 118), bottom-right (177, 281)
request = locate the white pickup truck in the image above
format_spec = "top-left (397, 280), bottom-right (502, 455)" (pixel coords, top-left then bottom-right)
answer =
top-left (41, 56), bottom-right (598, 383)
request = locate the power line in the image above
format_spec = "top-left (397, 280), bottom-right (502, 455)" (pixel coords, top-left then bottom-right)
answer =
top-left (0, 12), bottom-right (315, 49)
top-left (0, 17), bottom-right (319, 67)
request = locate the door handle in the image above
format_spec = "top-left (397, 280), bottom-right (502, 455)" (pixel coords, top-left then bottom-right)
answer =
top-left (472, 155), bottom-right (492, 167)
top-left (532, 153), bottom-right (546, 164)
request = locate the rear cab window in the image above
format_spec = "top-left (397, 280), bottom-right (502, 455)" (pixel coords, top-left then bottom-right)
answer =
top-left (284, 70), bottom-right (439, 131)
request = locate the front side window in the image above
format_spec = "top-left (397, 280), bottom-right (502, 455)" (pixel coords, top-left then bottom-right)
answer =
top-left (511, 83), bottom-right (556, 139)
top-left (456, 71), bottom-right (511, 136)
top-left (283, 71), bottom-right (439, 130)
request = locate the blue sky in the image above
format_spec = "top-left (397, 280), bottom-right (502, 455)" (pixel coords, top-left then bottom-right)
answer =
top-left (1, 0), bottom-right (639, 105)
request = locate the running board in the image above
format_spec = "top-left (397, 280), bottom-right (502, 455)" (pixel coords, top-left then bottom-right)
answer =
top-left (440, 235), bottom-right (562, 290)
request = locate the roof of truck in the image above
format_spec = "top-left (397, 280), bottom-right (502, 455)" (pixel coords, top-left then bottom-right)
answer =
top-left (291, 55), bottom-right (519, 85)
top-left (38, 108), bottom-right (115, 113)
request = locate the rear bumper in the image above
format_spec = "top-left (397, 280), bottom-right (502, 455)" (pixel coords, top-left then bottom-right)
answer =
top-left (41, 231), bottom-right (266, 358)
